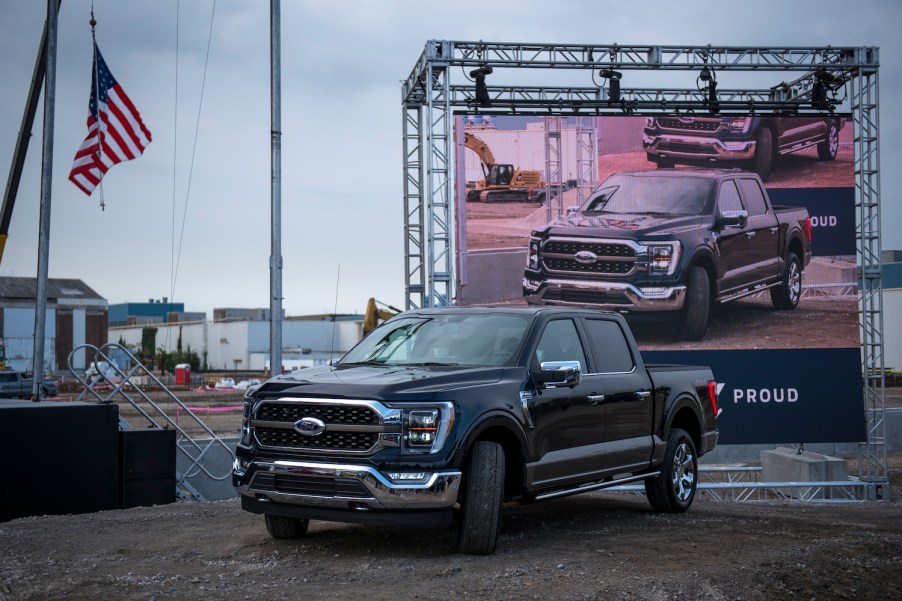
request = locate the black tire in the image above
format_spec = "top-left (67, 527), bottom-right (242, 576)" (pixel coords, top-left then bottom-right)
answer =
top-left (645, 428), bottom-right (698, 513)
top-left (674, 266), bottom-right (710, 341)
top-left (457, 441), bottom-right (504, 555)
top-left (751, 127), bottom-right (774, 182)
top-left (817, 121), bottom-right (839, 161)
top-left (264, 514), bottom-right (309, 539)
top-left (467, 190), bottom-right (482, 203)
top-left (770, 253), bottom-right (802, 310)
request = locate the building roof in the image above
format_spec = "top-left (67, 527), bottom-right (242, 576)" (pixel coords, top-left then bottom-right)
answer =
top-left (0, 277), bottom-right (105, 302)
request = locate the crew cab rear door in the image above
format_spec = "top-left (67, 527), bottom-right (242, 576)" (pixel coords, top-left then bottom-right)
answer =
top-left (527, 317), bottom-right (608, 487)
top-left (736, 176), bottom-right (781, 282)
top-left (580, 316), bottom-right (654, 473)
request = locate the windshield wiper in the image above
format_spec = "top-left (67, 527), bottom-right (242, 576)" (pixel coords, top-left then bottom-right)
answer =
top-left (397, 361), bottom-right (461, 367)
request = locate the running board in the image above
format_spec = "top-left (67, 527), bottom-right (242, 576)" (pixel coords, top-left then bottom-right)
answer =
top-left (718, 281), bottom-right (779, 303)
top-left (534, 472), bottom-right (660, 502)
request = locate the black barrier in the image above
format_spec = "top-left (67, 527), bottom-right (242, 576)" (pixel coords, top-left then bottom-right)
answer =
top-left (643, 349), bottom-right (866, 445)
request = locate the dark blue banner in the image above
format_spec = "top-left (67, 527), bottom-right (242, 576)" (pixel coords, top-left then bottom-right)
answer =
top-left (768, 187), bottom-right (855, 257)
top-left (642, 348), bottom-right (865, 445)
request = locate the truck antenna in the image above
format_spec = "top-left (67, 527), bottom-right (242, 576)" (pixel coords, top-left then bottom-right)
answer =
top-left (329, 264), bottom-right (341, 369)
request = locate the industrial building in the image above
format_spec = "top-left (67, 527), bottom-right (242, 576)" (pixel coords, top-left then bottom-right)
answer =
top-left (110, 312), bottom-right (364, 371)
top-left (108, 299), bottom-right (205, 326)
top-left (0, 276), bottom-right (108, 372)
top-left (884, 250), bottom-right (902, 375)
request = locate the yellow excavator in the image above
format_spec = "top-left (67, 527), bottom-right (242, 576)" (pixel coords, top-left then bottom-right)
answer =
top-left (363, 298), bottom-right (401, 336)
top-left (464, 132), bottom-right (545, 203)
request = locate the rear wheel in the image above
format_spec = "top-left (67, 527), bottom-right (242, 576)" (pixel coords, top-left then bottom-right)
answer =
top-left (645, 428), bottom-right (698, 513)
top-left (770, 253), bottom-right (802, 310)
top-left (457, 441), bottom-right (504, 555)
top-left (817, 121), bottom-right (839, 161)
top-left (265, 514), bottom-right (309, 539)
top-left (751, 127), bottom-right (774, 182)
top-left (674, 266), bottom-right (710, 341)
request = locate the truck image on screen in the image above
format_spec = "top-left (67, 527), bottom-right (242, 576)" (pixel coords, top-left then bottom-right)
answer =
top-left (522, 169), bottom-right (811, 340)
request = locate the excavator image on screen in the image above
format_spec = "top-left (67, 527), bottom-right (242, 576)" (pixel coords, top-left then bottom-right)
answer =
top-left (464, 132), bottom-right (545, 203)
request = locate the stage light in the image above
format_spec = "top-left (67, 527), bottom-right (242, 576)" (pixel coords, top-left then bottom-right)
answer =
top-left (470, 65), bottom-right (493, 107)
top-left (599, 69), bottom-right (622, 104)
top-left (697, 65), bottom-right (718, 115)
top-left (811, 68), bottom-right (835, 111)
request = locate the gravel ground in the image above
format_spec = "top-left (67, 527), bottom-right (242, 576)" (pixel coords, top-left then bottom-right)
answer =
top-left (2, 457), bottom-right (901, 601)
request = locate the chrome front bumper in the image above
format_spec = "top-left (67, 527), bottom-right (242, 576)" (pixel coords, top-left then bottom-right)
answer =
top-left (523, 276), bottom-right (686, 312)
top-left (234, 459), bottom-right (462, 511)
top-left (643, 133), bottom-right (756, 161)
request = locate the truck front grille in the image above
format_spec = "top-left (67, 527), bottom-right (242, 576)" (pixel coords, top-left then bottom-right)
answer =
top-left (541, 239), bottom-right (637, 276)
top-left (252, 400), bottom-right (394, 455)
top-left (251, 472), bottom-right (371, 498)
top-left (656, 118), bottom-right (721, 132)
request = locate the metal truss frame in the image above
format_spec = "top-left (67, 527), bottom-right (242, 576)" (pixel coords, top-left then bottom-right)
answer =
top-left (401, 41), bottom-right (885, 495)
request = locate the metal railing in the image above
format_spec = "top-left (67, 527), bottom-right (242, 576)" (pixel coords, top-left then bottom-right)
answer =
top-left (68, 343), bottom-right (235, 501)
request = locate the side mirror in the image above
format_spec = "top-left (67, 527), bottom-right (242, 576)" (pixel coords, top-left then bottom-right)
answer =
top-left (534, 360), bottom-right (581, 388)
top-left (566, 206), bottom-right (580, 215)
top-left (718, 209), bottom-right (748, 229)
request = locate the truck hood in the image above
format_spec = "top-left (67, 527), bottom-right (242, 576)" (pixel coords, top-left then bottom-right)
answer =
top-left (256, 364), bottom-right (506, 400)
top-left (537, 212), bottom-right (710, 239)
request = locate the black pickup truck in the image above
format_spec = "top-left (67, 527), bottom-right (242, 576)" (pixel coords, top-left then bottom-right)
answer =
top-left (234, 307), bottom-right (718, 554)
top-left (523, 169), bottom-right (811, 340)
top-left (643, 116), bottom-right (843, 181)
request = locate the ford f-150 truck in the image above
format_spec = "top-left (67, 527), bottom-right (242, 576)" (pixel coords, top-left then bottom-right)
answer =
top-left (0, 370), bottom-right (58, 399)
top-left (234, 307), bottom-right (719, 554)
top-left (522, 169), bottom-right (811, 340)
top-left (643, 115), bottom-right (844, 181)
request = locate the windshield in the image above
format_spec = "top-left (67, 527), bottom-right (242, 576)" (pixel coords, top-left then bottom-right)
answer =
top-left (581, 174), bottom-right (714, 216)
top-left (339, 313), bottom-right (531, 367)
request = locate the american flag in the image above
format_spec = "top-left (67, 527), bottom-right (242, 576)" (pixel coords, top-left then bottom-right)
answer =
top-left (69, 42), bottom-right (152, 196)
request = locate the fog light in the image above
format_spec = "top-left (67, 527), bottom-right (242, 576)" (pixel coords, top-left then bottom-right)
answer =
top-left (387, 471), bottom-right (429, 483)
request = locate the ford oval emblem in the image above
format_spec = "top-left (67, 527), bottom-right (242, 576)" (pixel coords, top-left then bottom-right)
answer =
top-left (574, 250), bottom-right (598, 265)
top-left (294, 417), bottom-right (326, 437)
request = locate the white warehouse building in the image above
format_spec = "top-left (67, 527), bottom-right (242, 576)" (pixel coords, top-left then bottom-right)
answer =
top-left (110, 314), bottom-right (364, 371)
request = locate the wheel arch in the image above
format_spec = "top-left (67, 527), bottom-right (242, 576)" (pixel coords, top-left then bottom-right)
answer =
top-left (458, 414), bottom-right (528, 501)
top-left (664, 398), bottom-right (704, 454)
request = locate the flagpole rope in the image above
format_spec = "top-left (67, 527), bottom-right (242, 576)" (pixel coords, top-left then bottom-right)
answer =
top-left (167, 0), bottom-right (218, 353)
top-left (167, 0), bottom-right (181, 353)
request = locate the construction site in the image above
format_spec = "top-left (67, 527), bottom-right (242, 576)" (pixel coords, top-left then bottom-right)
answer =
top-left (3, 2), bottom-right (902, 599)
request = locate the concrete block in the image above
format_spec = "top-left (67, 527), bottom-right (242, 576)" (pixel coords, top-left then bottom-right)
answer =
top-left (760, 447), bottom-right (849, 499)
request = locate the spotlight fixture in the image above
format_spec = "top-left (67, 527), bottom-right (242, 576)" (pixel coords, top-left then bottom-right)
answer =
top-left (811, 68), bottom-right (836, 111)
top-left (599, 69), bottom-right (622, 104)
top-left (470, 65), bottom-right (493, 107)
top-left (697, 65), bottom-right (719, 115)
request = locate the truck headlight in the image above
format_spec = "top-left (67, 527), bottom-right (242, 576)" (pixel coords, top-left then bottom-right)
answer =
top-left (240, 397), bottom-right (254, 445)
top-left (527, 238), bottom-right (540, 270)
top-left (728, 117), bottom-right (751, 133)
top-left (398, 403), bottom-right (455, 454)
top-left (642, 242), bottom-right (681, 276)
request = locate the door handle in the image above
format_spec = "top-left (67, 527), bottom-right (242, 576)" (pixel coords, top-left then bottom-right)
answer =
top-left (769, 227), bottom-right (779, 234)
top-left (634, 390), bottom-right (651, 400)
top-left (587, 394), bottom-right (606, 405)
top-left (745, 231), bottom-right (756, 238)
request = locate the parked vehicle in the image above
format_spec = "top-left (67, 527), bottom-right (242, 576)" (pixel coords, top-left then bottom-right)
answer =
top-left (643, 116), bottom-right (844, 181)
top-left (0, 370), bottom-right (58, 399)
top-left (522, 169), bottom-right (812, 340)
top-left (233, 307), bottom-right (719, 554)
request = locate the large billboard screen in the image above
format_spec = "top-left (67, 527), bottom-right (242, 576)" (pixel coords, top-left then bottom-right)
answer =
top-left (454, 114), bottom-right (863, 445)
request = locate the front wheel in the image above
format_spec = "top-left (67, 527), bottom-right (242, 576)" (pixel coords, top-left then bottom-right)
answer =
top-left (265, 514), bottom-right (309, 539)
top-left (457, 441), bottom-right (505, 555)
top-left (674, 266), bottom-right (710, 341)
top-left (770, 253), bottom-right (802, 310)
top-left (645, 428), bottom-right (698, 513)
top-left (817, 121), bottom-right (839, 161)
top-left (751, 127), bottom-right (774, 182)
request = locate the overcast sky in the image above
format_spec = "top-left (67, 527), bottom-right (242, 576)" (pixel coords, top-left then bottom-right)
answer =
top-left (2, 0), bottom-right (900, 317)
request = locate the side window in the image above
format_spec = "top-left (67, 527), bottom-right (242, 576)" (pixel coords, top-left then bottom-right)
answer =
top-left (738, 178), bottom-right (768, 216)
top-left (0, 373), bottom-right (16, 383)
top-left (717, 180), bottom-right (744, 215)
top-left (583, 319), bottom-right (635, 373)
top-left (534, 319), bottom-right (587, 371)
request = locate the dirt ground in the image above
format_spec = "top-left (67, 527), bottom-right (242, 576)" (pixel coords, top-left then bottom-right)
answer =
top-left (2, 459), bottom-right (901, 601)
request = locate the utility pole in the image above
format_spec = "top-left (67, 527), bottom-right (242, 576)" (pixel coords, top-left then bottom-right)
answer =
top-left (269, 0), bottom-right (283, 377)
top-left (32, 0), bottom-right (59, 400)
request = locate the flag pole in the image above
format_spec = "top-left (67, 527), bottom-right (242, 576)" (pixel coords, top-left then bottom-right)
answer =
top-left (269, 0), bottom-right (283, 376)
top-left (31, 0), bottom-right (59, 401)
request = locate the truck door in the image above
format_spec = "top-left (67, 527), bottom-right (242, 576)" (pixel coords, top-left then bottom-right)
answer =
top-left (737, 177), bottom-right (781, 283)
top-left (527, 318), bottom-right (607, 488)
top-left (581, 317), bottom-right (654, 473)
top-left (714, 179), bottom-right (757, 294)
